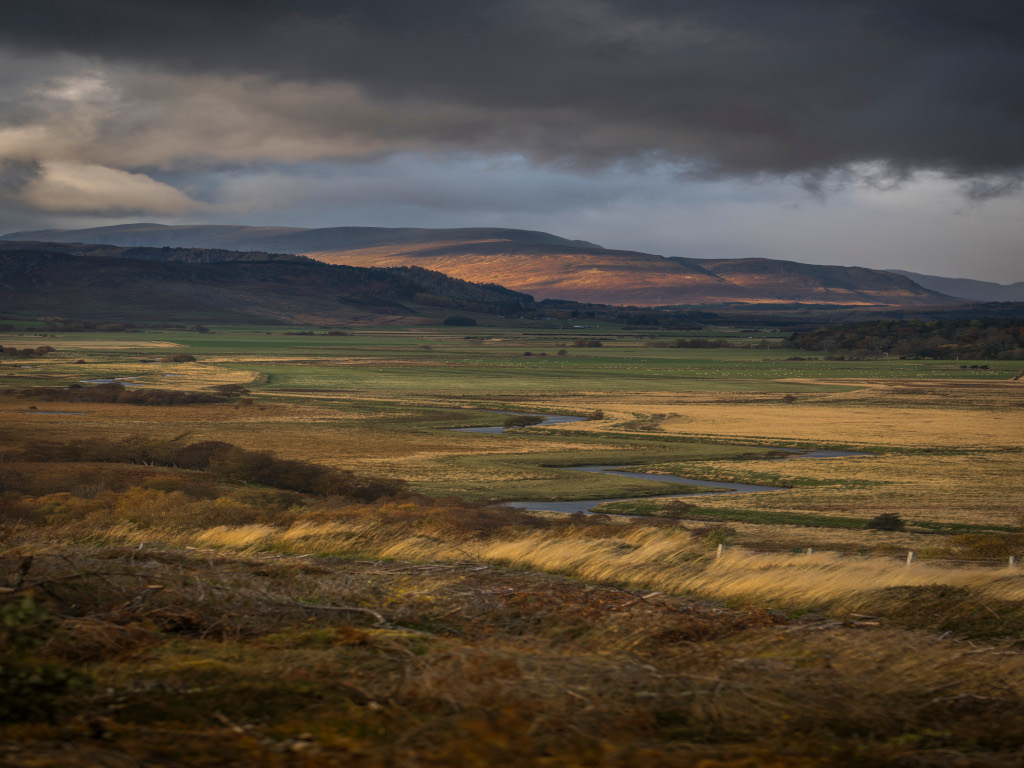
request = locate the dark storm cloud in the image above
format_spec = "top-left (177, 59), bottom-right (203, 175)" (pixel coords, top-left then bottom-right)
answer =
top-left (0, 158), bottom-right (41, 195)
top-left (2, 0), bottom-right (1023, 179)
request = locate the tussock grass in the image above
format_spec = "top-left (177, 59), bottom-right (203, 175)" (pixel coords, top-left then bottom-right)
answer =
top-left (84, 517), bottom-right (1024, 631)
top-left (5, 541), bottom-right (1024, 767)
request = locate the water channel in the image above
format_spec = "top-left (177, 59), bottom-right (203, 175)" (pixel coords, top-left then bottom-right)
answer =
top-left (451, 411), bottom-right (871, 515)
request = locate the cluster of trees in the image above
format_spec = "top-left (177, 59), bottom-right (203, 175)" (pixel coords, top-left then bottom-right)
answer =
top-left (788, 318), bottom-right (1024, 360)
top-left (24, 318), bottom-right (139, 333)
top-left (18, 437), bottom-right (406, 502)
top-left (1, 345), bottom-right (54, 358)
top-left (282, 330), bottom-right (348, 336)
top-left (645, 338), bottom-right (734, 349)
top-left (8, 383), bottom-right (229, 406)
top-left (532, 301), bottom-right (717, 329)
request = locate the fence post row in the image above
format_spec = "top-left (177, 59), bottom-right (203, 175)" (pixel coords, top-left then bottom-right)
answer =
top-left (710, 546), bottom-right (1021, 570)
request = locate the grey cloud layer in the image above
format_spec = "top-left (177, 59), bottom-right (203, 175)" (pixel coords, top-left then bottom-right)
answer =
top-left (2, 0), bottom-right (1023, 177)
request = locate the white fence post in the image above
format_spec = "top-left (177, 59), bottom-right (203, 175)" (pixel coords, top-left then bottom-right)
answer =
top-left (806, 547), bottom-right (814, 555)
top-left (906, 551), bottom-right (915, 567)
top-left (1009, 556), bottom-right (1018, 570)
top-left (716, 543), bottom-right (725, 559)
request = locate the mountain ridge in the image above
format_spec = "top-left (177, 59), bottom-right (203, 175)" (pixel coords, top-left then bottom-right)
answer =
top-left (886, 269), bottom-right (1024, 303)
top-left (1, 223), bottom-right (960, 307)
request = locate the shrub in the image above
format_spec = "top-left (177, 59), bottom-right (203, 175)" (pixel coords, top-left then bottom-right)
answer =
top-left (584, 409), bottom-right (604, 421)
top-left (0, 594), bottom-right (80, 722)
top-left (866, 512), bottom-right (905, 531)
top-left (689, 523), bottom-right (735, 546)
top-left (945, 533), bottom-right (1024, 560)
top-left (661, 499), bottom-right (696, 519)
top-left (160, 354), bottom-right (196, 363)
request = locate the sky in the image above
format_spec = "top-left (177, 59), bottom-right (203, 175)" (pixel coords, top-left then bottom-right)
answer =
top-left (0, 0), bottom-right (1022, 282)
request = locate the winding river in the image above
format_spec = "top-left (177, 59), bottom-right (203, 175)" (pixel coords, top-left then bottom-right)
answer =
top-left (452, 411), bottom-right (871, 515)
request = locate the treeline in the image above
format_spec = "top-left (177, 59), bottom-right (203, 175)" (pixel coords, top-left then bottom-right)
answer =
top-left (18, 436), bottom-right (406, 501)
top-left (6, 383), bottom-right (229, 406)
top-left (28, 318), bottom-right (140, 333)
top-left (788, 317), bottom-right (1024, 359)
top-left (6, 318), bottom-right (214, 333)
top-left (0, 240), bottom-right (311, 266)
top-left (533, 300), bottom-right (717, 329)
top-left (646, 338), bottom-right (734, 348)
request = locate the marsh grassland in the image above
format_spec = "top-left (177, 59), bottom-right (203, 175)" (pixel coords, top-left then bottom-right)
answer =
top-left (3, 325), bottom-right (1024, 766)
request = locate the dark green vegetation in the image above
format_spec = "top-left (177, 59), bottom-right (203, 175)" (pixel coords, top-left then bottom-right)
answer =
top-left (0, 247), bottom-right (533, 324)
top-left (596, 499), bottom-right (1020, 536)
top-left (15, 436), bottom-right (405, 501)
top-left (1, 345), bottom-right (54, 358)
top-left (7, 383), bottom-right (231, 406)
top-left (789, 316), bottom-right (1024, 359)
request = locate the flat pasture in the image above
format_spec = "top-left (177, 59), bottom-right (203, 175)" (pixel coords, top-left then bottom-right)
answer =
top-left (3, 324), bottom-right (1022, 547)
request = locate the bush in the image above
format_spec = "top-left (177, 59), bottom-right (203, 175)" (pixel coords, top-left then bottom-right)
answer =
top-left (945, 533), bottom-right (1024, 560)
top-left (0, 594), bottom-right (80, 722)
top-left (584, 410), bottom-right (604, 421)
top-left (160, 354), bottom-right (196, 363)
top-left (866, 513), bottom-right (905, 531)
top-left (661, 499), bottom-right (696, 519)
top-left (689, 523), bottom-right (735, 546)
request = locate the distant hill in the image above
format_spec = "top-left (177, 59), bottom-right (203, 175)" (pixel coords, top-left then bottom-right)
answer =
top-left (886, 269), bottom-right (1024, 303)
top-left (2, 223), bottom-right (959, 307)
top-left (2, 223), bottom-right (601, 254)
top-left (0, 244), bottom-right (535, 324)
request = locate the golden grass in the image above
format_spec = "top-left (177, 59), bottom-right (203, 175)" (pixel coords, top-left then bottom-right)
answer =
top-left (558, 399), bottom-right (1024, 448)
top-left (8, 541), bottom-right (1024, 766)
top-left (102, 521), bottom-right (1024, 617)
